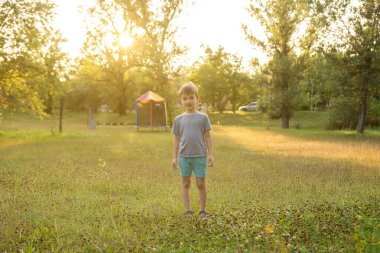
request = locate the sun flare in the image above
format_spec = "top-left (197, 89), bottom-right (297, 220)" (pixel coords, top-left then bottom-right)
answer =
top-left (119, 34), bottom-right (134, 47)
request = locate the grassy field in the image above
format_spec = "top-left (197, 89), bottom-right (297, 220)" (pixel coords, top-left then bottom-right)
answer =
top-left (0, 111), bottom-right (379, 252)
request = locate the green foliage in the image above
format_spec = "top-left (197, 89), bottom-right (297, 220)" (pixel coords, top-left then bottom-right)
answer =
top-left (190, 47), bottom-right (254, 113)
top-left (0, 0), bottom-right (68, 117)
top-left (354, 211), bottom-right (380, 253)
top-left (298, 54), bottom-right (334, 111)
top-left (82, 2), bottom-right (135, 115)
top-left (190, 47), bottom-right (229, 112)
top-left (237, 72), bottom-right (261, 108)
top-left (244, 0), bottom-right (311, 128)
top-left (65, 59), bottom-right (104, 112)
top-left (328, 96), bottom-right (380, 130)
top-left (39, 31), bottom-right (70, 114)
top-left (367, 98), bottom-right (380, 127)
top-left (82, 0), bottom-right (185, 116)
top-left (314, 0), bottom-right (380, 133)
top-left (327, 96), bottom-right (359, 130)
top-left (0, 0), bottom-right (54, 60)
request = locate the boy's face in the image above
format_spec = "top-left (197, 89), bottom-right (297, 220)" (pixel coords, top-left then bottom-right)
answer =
top-left (180, 92), bottom-right (198, 112)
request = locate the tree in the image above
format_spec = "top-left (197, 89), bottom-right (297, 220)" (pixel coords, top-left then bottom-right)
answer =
top-left (83, 0), bottom-right (185, 118)
top-left (298, 53), bottom-right (334, 111)
top-left (244, 0), bottom-right (309, 128)
top-left (83, 0), bottom-right (140, 115)
top-left (315, 0), bottom-right (380, 133)
top-left (65, 58), bottom-right (105, 112)
top-left (0, 0), bottom-right (67, 117)
top-left (190, 47), bottom-right (231, 112)
top-left (117, 0), bottom-right (185, 122)
top-left (226, 55), bottom-right (251, 113)
top-left (40, 31), bottom-right (70, 114)
top-left (190, 47), bottom-right (254, 113)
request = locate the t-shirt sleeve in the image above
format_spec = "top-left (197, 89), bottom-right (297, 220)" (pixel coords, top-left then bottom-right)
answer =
top-left (172, 117), bottom-right (180, 136)
top-left (204, 114), bottom-right (212, 132)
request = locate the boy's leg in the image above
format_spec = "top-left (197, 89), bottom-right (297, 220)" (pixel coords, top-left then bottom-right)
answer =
top-left (193, 157), bottom-right (207, 212)
top-left (195, 177), bottom-right (206, 211)
top-left (181, 176), bottom-right (192, 211)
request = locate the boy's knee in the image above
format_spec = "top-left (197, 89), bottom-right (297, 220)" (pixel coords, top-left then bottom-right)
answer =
top-left (182, 179), bottom-right (191, 189)
top-left (196, 181), bottom-right (205, 190)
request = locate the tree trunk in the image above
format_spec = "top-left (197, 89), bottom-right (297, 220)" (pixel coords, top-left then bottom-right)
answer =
top-left (356, 86), bottom-right (368, 133)
top-left (356, 100), bottom-right (366, 133)
top-left (230, 75), bottom-right (237, 114)
top-left (167, 103), bottom-right (173, 127)
top-left (59, 97), bottom-right (65, 133)
top-left (232, 86), bottom-right (237, 114)
top-left (45, 94), bottom-right (53, 114)
top-left (281, 75), bottom-right (290, 129)
top-left (356, 57), bottom-right (371, 134)
top-left (117, 98), bottom-right (126, 116)
top-left (281, 114), bottom-right (289, 128)
top-left (117, 73), bottom-right (127, 116)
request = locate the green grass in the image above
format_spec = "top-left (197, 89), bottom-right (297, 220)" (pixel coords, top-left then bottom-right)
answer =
top-left (0, 112), bottom-right (379, 252)
top-left (206, 110), bottom-right (329, 128)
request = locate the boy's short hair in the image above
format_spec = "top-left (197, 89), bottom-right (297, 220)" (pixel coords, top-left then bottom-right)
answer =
top-left (179, 82), bottom-right (199, 98)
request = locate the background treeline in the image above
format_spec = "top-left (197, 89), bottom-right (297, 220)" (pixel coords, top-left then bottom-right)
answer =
top-left (1, 0), bottom-right (379, 132)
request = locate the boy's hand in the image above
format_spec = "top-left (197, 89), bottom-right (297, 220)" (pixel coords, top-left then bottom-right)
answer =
top-left (207, 155), bottom-right (214, 167)
top-left (172, 158), bottom-right (177, 170)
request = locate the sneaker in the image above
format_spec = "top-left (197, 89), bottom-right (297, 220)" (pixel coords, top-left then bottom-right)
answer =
top-left (183, 210), bottom-right (194, 217)
top-left (199, 210), bottom-right (209, 218)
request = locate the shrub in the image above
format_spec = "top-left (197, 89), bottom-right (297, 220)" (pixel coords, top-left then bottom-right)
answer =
top-left (327, 97), bottom-right (358, 130)
top-left (366, 98), bottom-right (380, 127)
top-left (327, 96), bottom-right (380, 130)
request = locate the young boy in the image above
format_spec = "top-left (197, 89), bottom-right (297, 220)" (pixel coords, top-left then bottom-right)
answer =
top-left (172, 82), bottom-right (214, 217)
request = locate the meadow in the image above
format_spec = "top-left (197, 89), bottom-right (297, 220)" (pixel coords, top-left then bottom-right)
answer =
top-left (0, 111), bottom-right (379, 252)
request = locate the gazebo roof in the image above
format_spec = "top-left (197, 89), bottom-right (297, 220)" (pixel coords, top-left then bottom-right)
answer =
top-left (136, 90), bottom-right (165, 103)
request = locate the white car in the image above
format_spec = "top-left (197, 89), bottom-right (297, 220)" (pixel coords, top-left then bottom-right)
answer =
top-left (238, 102), bottom-right (257, 111)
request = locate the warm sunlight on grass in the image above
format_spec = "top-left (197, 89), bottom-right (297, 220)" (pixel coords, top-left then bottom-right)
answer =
top-left (214, 126), bottom-right (380, 170)
top-left (0, 113), bottom-right (379, 251)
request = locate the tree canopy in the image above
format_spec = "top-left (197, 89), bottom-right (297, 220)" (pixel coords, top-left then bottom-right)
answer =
top-left (244, 0), bottom-right (310, 128)
top-left (314, 0), bottom-right (380, 133)
top-left (1, 0), bottom-right (379, 132)
top-left (0, 0), bottom-right (68, 116)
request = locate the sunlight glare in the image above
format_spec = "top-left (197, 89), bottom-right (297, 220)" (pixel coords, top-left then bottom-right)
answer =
top-left (119, 34), bottom-right (134, 47)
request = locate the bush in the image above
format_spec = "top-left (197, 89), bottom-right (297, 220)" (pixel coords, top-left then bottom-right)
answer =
top-left (366, 98), bottom-right (380, 127)
top-left (258, 99), bottom-right (281, 119)
top-left (327, 97), bottom-right (380, 130)
top-left (327, 97), bottom-right (358, 130)
top-left (297, 94), bottom-right (311, 111)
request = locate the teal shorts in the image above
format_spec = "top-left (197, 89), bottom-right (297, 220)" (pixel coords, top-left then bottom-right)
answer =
top-left (179, 156), bottom-right (207, 178)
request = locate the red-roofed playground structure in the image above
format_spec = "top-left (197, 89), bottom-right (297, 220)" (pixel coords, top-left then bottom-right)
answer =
top-left (135, 91), bottom-right (168, 130)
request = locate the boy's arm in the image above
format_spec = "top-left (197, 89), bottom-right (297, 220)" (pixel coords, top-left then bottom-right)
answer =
top-left (204, 130), bottom-right (214, 167)
top-left (172, 135), bottom-right (180, 169)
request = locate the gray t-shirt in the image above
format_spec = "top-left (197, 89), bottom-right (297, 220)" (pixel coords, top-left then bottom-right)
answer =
top-left (172, 111), bottom-right (212, 157)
